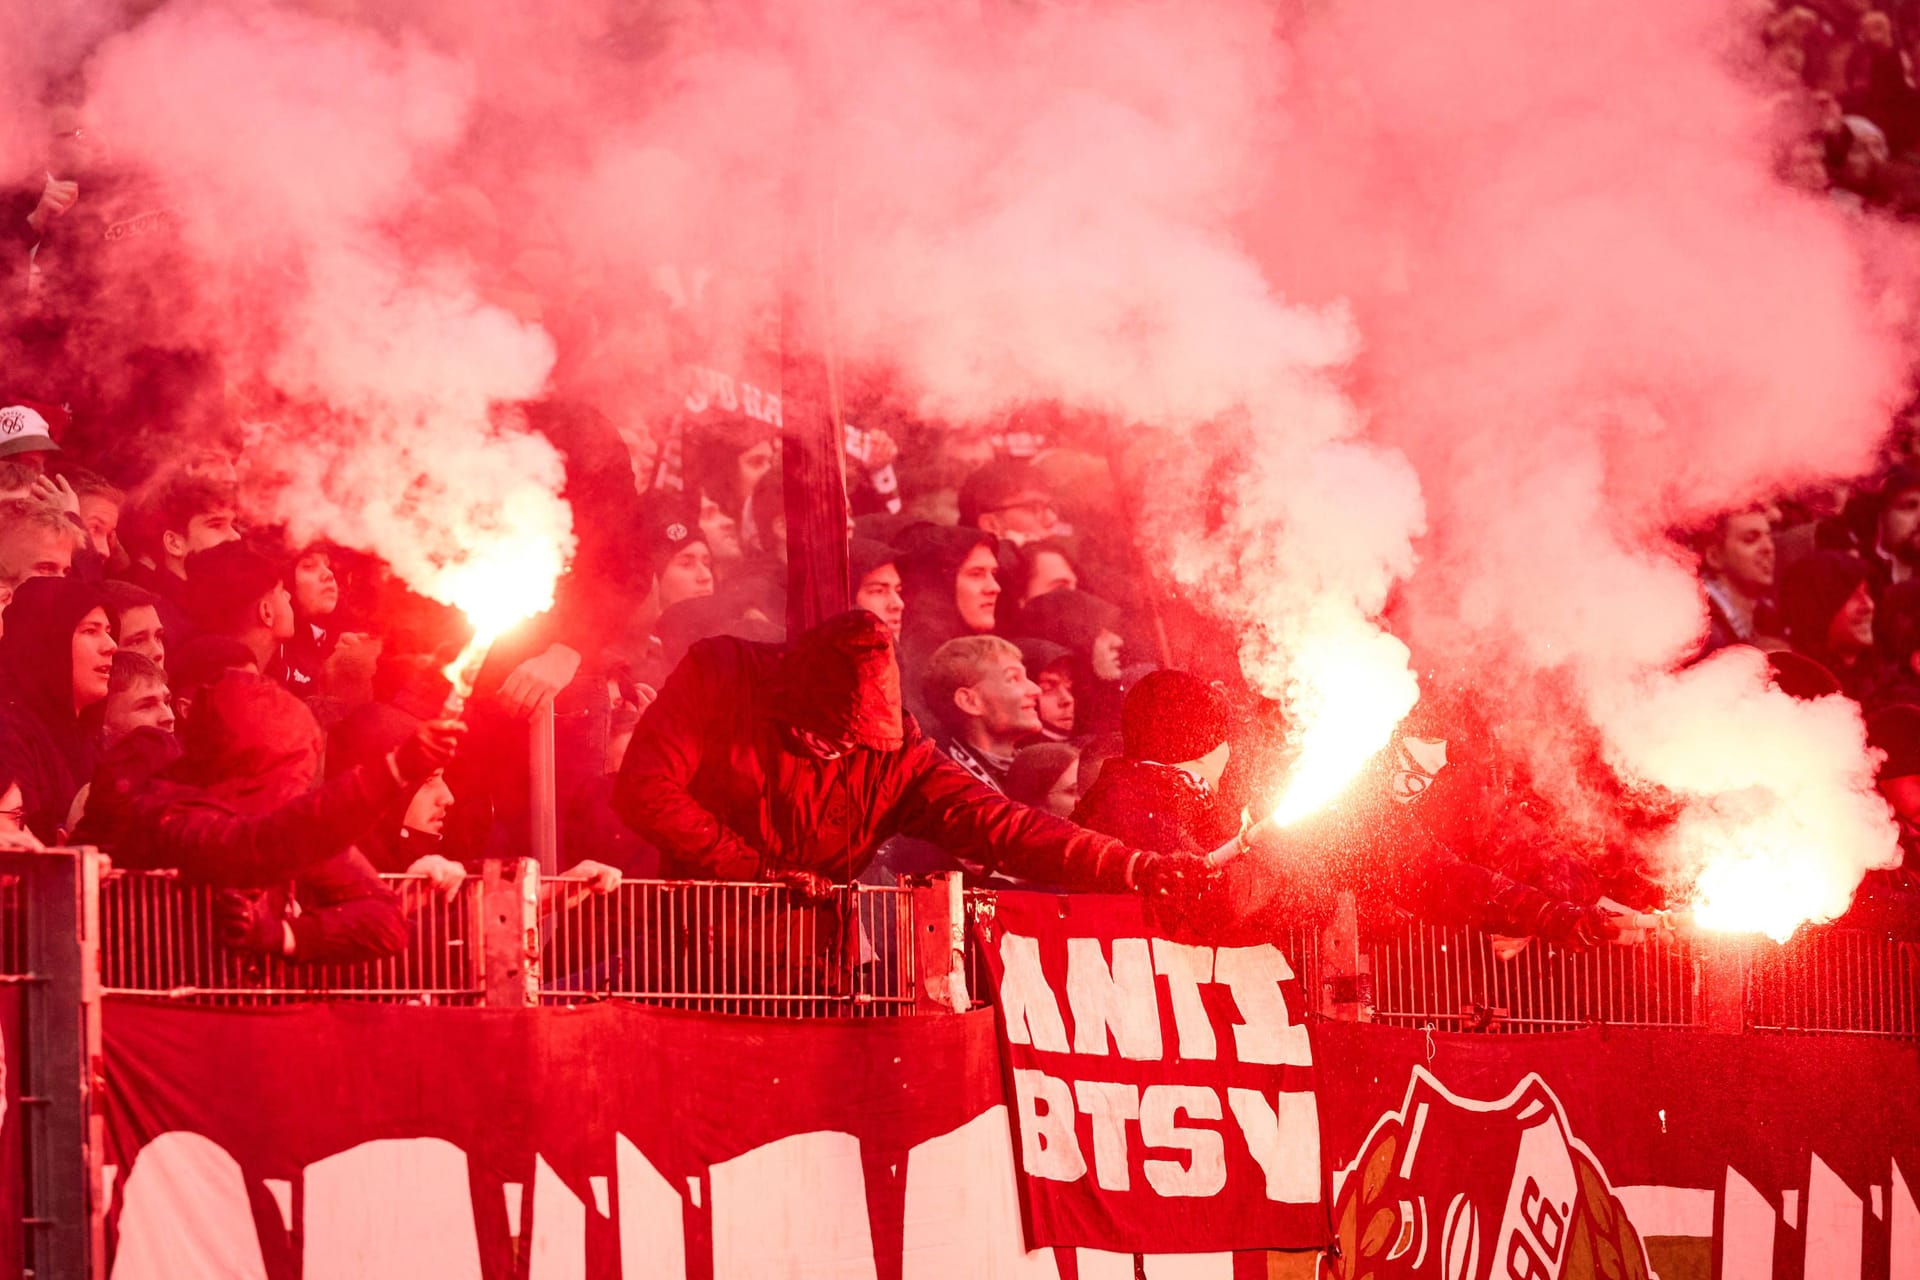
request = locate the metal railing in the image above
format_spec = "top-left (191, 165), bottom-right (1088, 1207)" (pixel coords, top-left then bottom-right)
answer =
top-left (1367, 920), bottom-right (1701, 1033)
top-left (13, 855), bottom-right (1909, 1036)
top-left (97, 869), bottom-right (485, 1004)
top-left (1747, 927), bottom-right (1920, 1037)
top-left (538, 878), bottom-right (918, 1016)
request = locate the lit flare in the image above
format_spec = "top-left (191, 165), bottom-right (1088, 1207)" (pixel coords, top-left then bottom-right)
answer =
top-left (433, 535), bottom-right (569, 714)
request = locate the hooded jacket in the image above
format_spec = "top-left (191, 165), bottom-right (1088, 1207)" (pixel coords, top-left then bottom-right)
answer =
top-left (612, 609), bottom-right (1143, 888)
top-left (0, 577), bottom-right (115, 841)
top-left (896, 526), bottom-right (998, 723)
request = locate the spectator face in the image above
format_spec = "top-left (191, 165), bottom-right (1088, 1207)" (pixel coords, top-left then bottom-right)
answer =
top-left (699, 494), bottom-right (743, 563)
top-left (738, 440), bottom-right (776, 500)
top-left (266, 581), bottom-right (296, 641)
top-left (955, 544), bottom-right (1000, 632)
top-left (293, 552), bottom-right (338, 618)
top-left (115, 605), bottom-right (166, 670)
top-left (957, 657), bottom-right (1042, 738)
top-left (1863, 11), bottom-right (1895, 48)
top-left (978, 487), bottom-right (1059, 543)
top-left (104, 677), bottom-right (175, 741)
top-left (77, 493), bottom-right (118, 557)
top-left (658, 543), bottom-right (715, 609)
top-left (1705, 512), bottom-right (1775, 594)
top-left (163, 506), bottom-right (240, 567)
top-left (70, 608), bottom-right (117, 712)
top-left (0, 522), bottom-right (72, 586)
top-left (855, 563), bottom-right (905, 636)
top-left (1042, 756), bottom-right (1080, 818)
top-left (1882, 487), bottom-right (1920, 564)
top-left (1024, 549), bottom-right (1078, 602)
top-left (1091, 628), bottom-right (1125, 682)
top-left (1035, 664), bottom-right (1075, 736)
top-left (1827, 582), bottom-right (1876, 656)
top-left (403, 772), bottom-right (455, 836)
top-left (0, 783), bottom-right (23, 834)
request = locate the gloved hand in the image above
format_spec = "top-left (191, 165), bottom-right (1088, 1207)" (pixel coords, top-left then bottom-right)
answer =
top-left (770, 869), bottom-right (836, 903)
top-left (1130, 850), bottom-right (1221, 904)
top-left (392, 720), bottom-right (467, 785)
top-left (1531, 900), bottom-right (1622, 951)
top-left (217, 889), bottom-right (290, 956)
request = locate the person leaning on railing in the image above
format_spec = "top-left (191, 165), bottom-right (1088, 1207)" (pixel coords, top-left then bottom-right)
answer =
top-left (73, 670), bottom-right (464, 964)
top-left (611, 610), bottom-right (1210, 987)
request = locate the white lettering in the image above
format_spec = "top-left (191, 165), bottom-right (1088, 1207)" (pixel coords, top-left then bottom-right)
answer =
top-left (1074, 1080), bottom-right (1142, 1192)
top-left (710, 1131), bottom-right (878, 1279)
top-left (303, 1138), bottom-right (485, 1278)
top-left (529, 1154), bottom-right (585, 1280)
top-left (1214, 945), bottom-right (1310, 1066)
top-left (615, 1133), bottom-right (687, 1280)
top-left (901, 1109), bottom-right (1061, 1279)
top-left (1140, 1085), bottom-right (1227, 1198)
top-left (1150, 939), bottom-right (1216, 1061)
top-left (1067, 937), bottom-right (1163, 1060)
top-left (1000, 932), bottom-right (1070, 1052)
top-left (1013, 1069), bottom-right (1087, 1182)
top-left (110, 1132), bottom-right (270, 1280)
top-left (1227, 1088), bottom-right (1321, 1204)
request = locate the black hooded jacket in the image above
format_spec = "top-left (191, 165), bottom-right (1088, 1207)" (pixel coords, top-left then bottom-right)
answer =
top-left (0, 578), bottom-right (115, 841)
top-left (896, 526), bottom-right (998, 726)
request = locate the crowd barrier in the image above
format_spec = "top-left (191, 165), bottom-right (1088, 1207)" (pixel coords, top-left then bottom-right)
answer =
top-left (0, 852), bottom-right (1914, 1032)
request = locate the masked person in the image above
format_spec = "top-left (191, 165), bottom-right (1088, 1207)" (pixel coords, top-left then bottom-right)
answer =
top-left (1077, 671), bottom-right (1625, 950)
top-left (613, 610), bottom-right (1201, 990)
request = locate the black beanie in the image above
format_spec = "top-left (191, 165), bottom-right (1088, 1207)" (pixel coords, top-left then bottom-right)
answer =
top-left (1767, 650), bottom-right (1844, 701)
top-left (1121, 669), bottom-right (1231, 763)
top-left (1779, 552), bottom-right (1870, 649)
top-left (1868, 703), bottom-right (1920, 780)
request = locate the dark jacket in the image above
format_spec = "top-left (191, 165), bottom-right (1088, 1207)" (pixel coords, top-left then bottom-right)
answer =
top-left (78, 675), bottom-right (408, 963)
top-left (612, 611), bottom-right (1142, 890)
top-left (0, 578), bottom-right (115, 842)
top-left (1073, 757), bottom-right (1236, 857)
top-left (896, 525), bottom-right (998, 727)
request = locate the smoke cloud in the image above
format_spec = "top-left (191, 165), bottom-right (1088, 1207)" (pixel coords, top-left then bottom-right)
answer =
top-left (14, 0), bottom-right (1912, 925)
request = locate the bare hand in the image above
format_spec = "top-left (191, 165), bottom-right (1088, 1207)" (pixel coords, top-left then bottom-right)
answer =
top-left (30, 474), bottom-right (78, 517)
top-left (560, 859), bottom-right (622, 894)
top-left (0, 827), bottom-right (44, 852)
top-left (405, 852), bottom-right (467, 897)
top-left (864, 429), bottom-right (899, 471)
top-left (632, 683), bottom-right (658, 715)
top-left (392, 719), bottom-right (466, 784)
top-left (498, 643), bottom-right (583, 719)
top-left (26, 176), bottom-right (78, 235)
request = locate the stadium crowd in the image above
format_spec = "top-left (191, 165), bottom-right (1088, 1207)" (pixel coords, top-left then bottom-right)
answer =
top-left (2, 0), bottom-right (1920, 975)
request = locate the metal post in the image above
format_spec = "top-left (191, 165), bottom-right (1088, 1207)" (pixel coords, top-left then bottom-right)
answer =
top-left (4, 848), bottom-right (105, 1280)
top-left (910, 873), bottom-right (969, 1014)
top-left (1318, 890), bottom-right (1372, 1021)
top-left (1698, 933), bottom-right (1749, 1034)
top-left (528, 699), bottom-right (558, 879)
top-left (481, 858), bottom-right (541, 1008)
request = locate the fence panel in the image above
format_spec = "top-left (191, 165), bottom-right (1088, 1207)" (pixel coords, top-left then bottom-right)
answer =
top-left (97, 871), bottom-right (484, 1004)
top-left (1366, 920), bottom-right (1701, 1033)
top-left (538, 878), bottom-right (919, 1016)
top-left (1746, 928), bottom-right (1920, 1038)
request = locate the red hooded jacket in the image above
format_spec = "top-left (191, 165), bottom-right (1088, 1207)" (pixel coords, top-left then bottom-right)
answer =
top-left (614, 610), bottom-right (1144, 888)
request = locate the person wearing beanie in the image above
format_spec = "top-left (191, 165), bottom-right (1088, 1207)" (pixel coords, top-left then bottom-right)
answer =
top-left (613, 609), bottom-right (1209, 985)
top-left (183, 540), bottom-right (295, 683)
top-left (641, 490), bottom-right (715, 616)
top-left (957, 457), bottom-right (1059, 546)
top-left (1005, 742), bottom-right (1081, 818)
top-left (281, 542), bottom-right (342, 693)
top-left (1779, 551), bottom-right (1886, 699)
top-left (1073, 670), bottom-right (1239, 858)
top-left (850, 537), bottom-right (904, 638)
top-left (895, 524), bottom-right (1001, 726)
top-left (0, 577), bottom-right (117, 841)
top-left (1872, 579), bottom-right (1920, 709)
top-left (1012, 637), bottom-right (1075, 742)
top-left (921, 635), bottom-right (1042, 791)
top-left (1005, 587), bottom-right (1128, 734)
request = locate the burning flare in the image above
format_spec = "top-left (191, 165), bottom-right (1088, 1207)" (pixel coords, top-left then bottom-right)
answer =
top-left (435, 533), bottom-right (571, 710)
top-left (1268, 622), bottom-right (1420, 826)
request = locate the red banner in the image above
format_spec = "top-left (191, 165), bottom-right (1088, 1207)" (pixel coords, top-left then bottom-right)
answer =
top-left (974, 891), bottom-right (1326, 1254)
